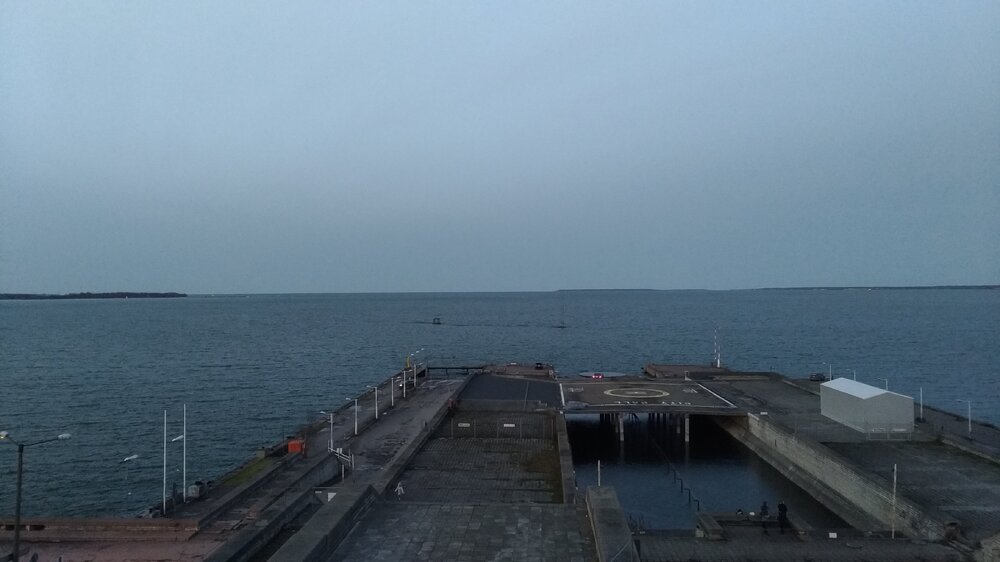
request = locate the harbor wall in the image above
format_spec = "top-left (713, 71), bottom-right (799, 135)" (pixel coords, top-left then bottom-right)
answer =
top-left (267, 375), bottom-right (474, 562)
top-left (585, 486), bottom-right (639, 562)
top-left (0, 517), bottom-right (198, 542)
top-left (555, 413), bottom-right (576, 504)
top-left (717, 414), bottom-right (950, 541)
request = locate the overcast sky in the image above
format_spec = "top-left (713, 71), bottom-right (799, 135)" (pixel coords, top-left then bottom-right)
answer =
top-left (1, 2), bottom-right (998, 293)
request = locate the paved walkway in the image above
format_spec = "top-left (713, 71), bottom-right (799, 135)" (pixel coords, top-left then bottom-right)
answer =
top-left (327, 404), bottom-right (595, 561)
top-left (329, 503), bottom-right (594, 562)
top-left (15, 375), bottom-right (461, 562)
top-left (709, 376), bottom-right (1000, 549)
top-left (635, 529), bottom-right (962, 561)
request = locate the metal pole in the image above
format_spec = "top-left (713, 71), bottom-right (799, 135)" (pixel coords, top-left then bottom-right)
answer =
top-left (891, 463), bottom-right (897, 539)
top-left (182, 404), bottom-right (187, 502)
top-left (162, 409), bottom-right (167, 515)
top-left (13, 443), bottom-right (23, 562)
top-left (354, 399), bottom-right (358, 436)
top-left (375, 386), bottom-right (379, 420)
top-left (967, 401), bottom-right (972, 437)
top-left (919, 387), bottom-right (923, 421)
top-left (597, 459), bottom-right (601, 487)
top-left (328, 412), bottom-right (334, 452)
top-left (391, 377), bottom-right (395, 407)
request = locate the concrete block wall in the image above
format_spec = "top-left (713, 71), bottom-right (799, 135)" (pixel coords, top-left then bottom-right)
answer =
top-left (978, 530), bottom-right (1000, 562)
top-left (0, 517), bottom-right (198, 542)
top-left (718, 414), bottom-right (949, 541)
top-left (555, 413), bottom-right (576, 504)
top-left (585, 486), bottom-right (639, 562)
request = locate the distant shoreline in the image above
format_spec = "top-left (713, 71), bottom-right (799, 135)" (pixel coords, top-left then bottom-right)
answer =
top-left (558, 285), bottom-right (999, 292)
top-left (0, 292), bottom-right (187, 300)
top-left (750, 285), bottom-right (999, 291)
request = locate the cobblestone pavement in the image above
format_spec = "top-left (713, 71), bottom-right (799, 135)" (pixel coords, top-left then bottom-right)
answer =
top-left (329, 503), bottom-right (595, 562)
top-left (635, 528), bottom-right (963, 561)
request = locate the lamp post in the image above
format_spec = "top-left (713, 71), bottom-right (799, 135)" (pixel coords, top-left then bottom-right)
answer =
top-left (848, 369), bottom-right (857, 381)
top-left (821, 362), bottom-right (833, 381)
top-left (368, 385), bottom-right (379, 421)
top-left (877, 377), bottom-right (888, 390)
top-left (120, 454), bottom-right (139, 514)
top-left (955, 399), bottom-right (972, 437)
top-left (410, 348), bottom-right (424, 389)
top-left (1, 430), bottom-right (71, 562)
top-left (162, 410), bottom-right (167, 515)
top-left (170, 432), bottom-right (185, 506)
top-left (320, 411), bottom-right (335, 452)
top-left (347, 398), bottom-right (358, 436)
top-left (182, 404), bottom-right (186, 502)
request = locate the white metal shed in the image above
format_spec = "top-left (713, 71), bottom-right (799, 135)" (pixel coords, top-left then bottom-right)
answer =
top-left (820, 378), bottom-right (914, 436)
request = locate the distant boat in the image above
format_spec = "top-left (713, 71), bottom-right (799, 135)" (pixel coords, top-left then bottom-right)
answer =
top-left (432, 317), bottom-right (442, 325)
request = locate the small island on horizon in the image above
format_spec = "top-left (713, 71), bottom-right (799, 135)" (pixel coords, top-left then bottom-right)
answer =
top-left (1, 292), bottom-right (187, 300)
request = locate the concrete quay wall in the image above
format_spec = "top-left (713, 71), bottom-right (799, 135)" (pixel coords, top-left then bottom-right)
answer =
top-left (586, 486), bottom-right (639, 562)
top-left (718, 414), bottom-right (951, 541)
top-left (555, 412), bottom-right (577, 504)
top-left (979, 531), bottom-right (1000, 562)
top-left (266, 376), bottom-right (473, 562)
top-left (0, 517), bottom-right (198, 542)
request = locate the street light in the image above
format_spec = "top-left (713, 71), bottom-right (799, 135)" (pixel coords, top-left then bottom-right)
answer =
top-left (367, 385), bottom-right (379, 421)
top-left (410, 348), bottom-right (424, 389)
top-left (821, 362), bottom-right (833, 381)
top-left (170, 432), bottom-right (185, 506)
top-left (876, 377), bottom-right (888, 390)
top-left (120, 454), bottom-right (139, 514)
top-left (320, 411), bottom-right (335, 452)
top-left (955, 399), bottom-right (972, 437)
top-left (0, 430), bottom-right (71, 562)
top-left (346, 398), bottom-right (358, 436)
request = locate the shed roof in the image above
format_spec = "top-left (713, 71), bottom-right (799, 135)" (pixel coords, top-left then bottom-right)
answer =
top-left (820, 377), bottom-right (886, 400)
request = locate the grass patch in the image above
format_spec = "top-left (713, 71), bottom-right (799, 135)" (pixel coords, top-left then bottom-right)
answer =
top-left (523, 449), bottom-right (563, 502)
top-left (221, 456), bottom-right (276, 487)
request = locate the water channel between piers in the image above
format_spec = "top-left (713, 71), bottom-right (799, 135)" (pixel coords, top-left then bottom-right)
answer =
top-left (3, 363), bottom-right (999, 562)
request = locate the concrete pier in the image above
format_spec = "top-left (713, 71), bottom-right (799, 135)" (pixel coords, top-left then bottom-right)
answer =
top-left (4, 362), bottom-right (999, 562)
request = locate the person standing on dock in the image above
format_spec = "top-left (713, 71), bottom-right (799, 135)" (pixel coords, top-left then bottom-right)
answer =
top-left (760, 501), bottom-right (770, 534)
top-left (395, 481), bottom-right (405, 500)
top-left (778, 501), bottom-right (789, 534)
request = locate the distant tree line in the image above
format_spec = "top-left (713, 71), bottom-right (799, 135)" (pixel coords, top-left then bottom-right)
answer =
top-left (0, 292), bottom-right (187, 300)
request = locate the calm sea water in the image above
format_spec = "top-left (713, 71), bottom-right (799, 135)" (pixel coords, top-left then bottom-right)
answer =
top-left (1, 289), bottom-right (998, 517)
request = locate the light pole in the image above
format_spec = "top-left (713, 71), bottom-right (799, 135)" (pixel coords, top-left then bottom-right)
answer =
top-left (822, 362), bottom-right (833, 381)
top-left (877, 377), bottom-right (888, 390)
top-left (848, 369), bottom-right (857, 381)
top-left (320, 411), bottom-right (335, 452)
top-left (956, 399), bottom-right (972, 437)
top-left (0, 430), bottom-right (71, 562)
top-left (182, 404), bottom-right (186, 502)
top-left (162, 410), bottom-right (167, 515)
top-left (347, 398), bottom-right (358, 436)
top-left (410, 348), bottom-right (424, 389)
top-left (121, 454), bottom-right (139, 514)
top-left (170, 432), bottom-right (184, 506)
top-left (368, 385), bottom-right (379, 421)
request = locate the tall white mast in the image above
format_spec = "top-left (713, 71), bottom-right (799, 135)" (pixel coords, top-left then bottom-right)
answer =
top-left (714, 328), bottom-right (722, 368)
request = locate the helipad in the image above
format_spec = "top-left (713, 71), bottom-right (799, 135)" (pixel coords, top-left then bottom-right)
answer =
top-left (560, 380), bottom-right (741, 414)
